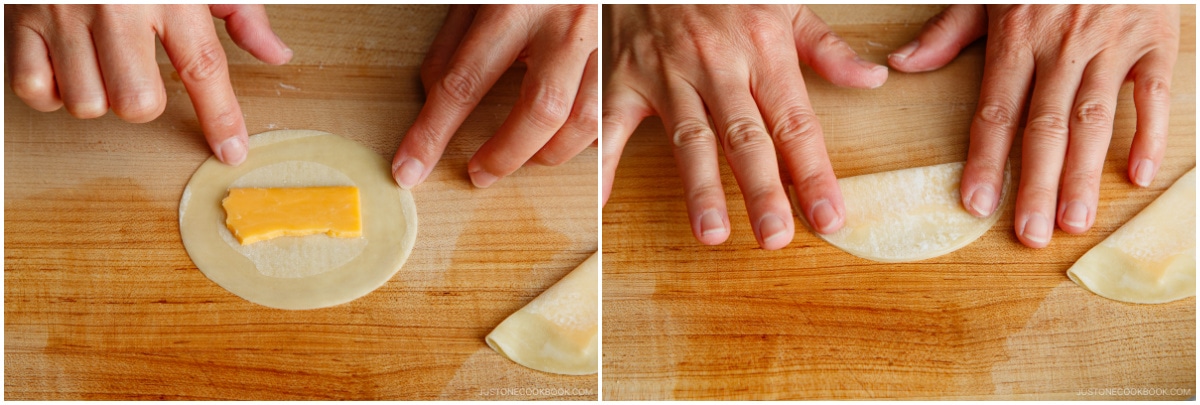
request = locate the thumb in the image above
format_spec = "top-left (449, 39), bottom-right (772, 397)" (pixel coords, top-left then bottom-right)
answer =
top-left (210, 4), bottom-right (293, 65)
top-left (888, 5), bottom-right (986, 73)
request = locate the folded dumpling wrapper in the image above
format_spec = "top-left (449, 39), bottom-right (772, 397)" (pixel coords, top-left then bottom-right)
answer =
top-left (1067, 167), bottom-right (1196, 304)
top-left (486, 252), bottom-right (597, 375)
top-left (792, 161), bottom-right (1009, 263)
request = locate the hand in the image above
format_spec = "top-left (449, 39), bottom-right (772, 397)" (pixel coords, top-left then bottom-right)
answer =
top-left (5, 5), bottom-right (293, 165)
top-left (392, 5), bottom-right (598, 190)
top-left (603, 5), bottom-right (888, 250)
top-left (5, 3), bottom-right (292, 164)
top-left (889, 5), bottom-right (1180, 248)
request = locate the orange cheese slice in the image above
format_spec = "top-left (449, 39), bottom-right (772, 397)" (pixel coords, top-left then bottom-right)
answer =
top-left (222, 186), bottom-right (362, 245)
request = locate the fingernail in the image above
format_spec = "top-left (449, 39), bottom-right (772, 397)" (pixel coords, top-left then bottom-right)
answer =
top-left (854, 56), bottom-right (883, 71)
top-left (393, 158), bottom-right (425, 190)
top-left (699, 209), bottom-right (726, 237)
top-left (855, 58), bottom-right (889, 89)
top-left (870, 64), bottom-right (888, 77)
top-left (1021, 212), bottom-right (1052, 245)
top-left (275, 33), bottom-right (292, 54)
top-left (1134, 158), bottom-right (1156, 187)
top-left (810, 199), bottom-right (840, 234)
top-left (469, 169), bottom-right (499, 189)
top-left (216, 136), bottom-right (247, 166)
top-left (75, 98), bottom-right (108, 118)
top-left (966, 185), bottom-right (997, 217)
top-left (758, 213), bottom-right (790, 244)
top-left (889, 40), bottom-right (919, 62)
top-left (1062, 200), bottom-right (1088, 229)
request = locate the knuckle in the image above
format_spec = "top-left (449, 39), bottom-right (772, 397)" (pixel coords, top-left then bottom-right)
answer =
top-left (1138, 75), bottom-right (1171, 98)
top-left (1073, 100), bottom-right (1112, 127)
top-left (967, 154), bottom-right (1009, 175)
top-left (794, 170), bottom-right (829, 193)
top-left (47, 5), bottom-right (87, 27)
top-left (771, 108), bottom-right (821, 150)
top-left (113, 89), bottom-right (166, 123)
top-left (1135, 128), bottom-right (1168, 149)
top-left (924, 9), bottom-right (960, 39)
top-left (438, 65), bottom-right (484, 106)
top-left (1026, 111), bottom-right (1070, 137)
top-left (1020, 182), bottom-right (1059, 201)
top-left (525, 84), bottom-right (572, 129)
top-left (484, 153), bottom-right (522, 175)
top-left (573, 101), bottom-right (599, 134)
top-left (601, 108), bottom-right (627, 136)
top-left (744, 183), bottom-right (783, 207)
top-left (209, 107), bottom-right (241, 131)
top-left (742, 10), bottom-right (785, 50)
top-left (1063, 170), bottom-right (1101, 191)
top-left (177, 42), bottom-right (227, 83)
top-left (976, 100), bottom-right (1020, 127)
top-left (535, 147), bottom-right (568, 167)
top-left (672, 119), bottom-right (717, 149)
top-left (996, 7), bottom-right (1033, 34)
top-left (540, 123), bottom-right (595, 168)
top-left (720, 117), bottom-right (772, 155)
top-left (405, 127), bottom-right (445, 158)
top-left (97, 4), bottom-right (136, 19)
top-left (685, 183), bottom-right (725, 203)
top-left (814, 30), bottom-right (846, 51)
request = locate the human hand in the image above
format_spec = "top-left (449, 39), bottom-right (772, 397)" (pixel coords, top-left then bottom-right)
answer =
top-left (888, 5), bottom-right (1180, 248)
top-left (392, 5), bottom-right (598, 190)
top-left (5, 5), bottom-right (293, 165)
top-left (603, 5), bottom-right (888, 250)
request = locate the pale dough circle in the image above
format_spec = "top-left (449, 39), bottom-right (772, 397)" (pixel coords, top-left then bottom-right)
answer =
top-left (179, 130), bottom-right (418, 310)
top-left (793, 161), bottom-right (1010, 262)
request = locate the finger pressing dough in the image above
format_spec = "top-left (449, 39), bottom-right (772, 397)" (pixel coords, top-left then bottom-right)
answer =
top-left (1067, 167), bottom-right (1196, 304)
top-left (791, 161), bottom-right (1010, 262)
top-left (179, 130), bottom-right (417, 310)
top-left (486, 252), bottom-right (598, 375)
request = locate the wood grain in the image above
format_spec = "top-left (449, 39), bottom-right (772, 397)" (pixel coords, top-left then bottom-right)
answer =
top-left (602, 5), bottom-right (1196, 400)
top-left (5, 5), bottom-right (597, 400)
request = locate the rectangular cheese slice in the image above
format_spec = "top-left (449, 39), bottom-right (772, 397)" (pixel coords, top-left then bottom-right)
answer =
top-left (222, 186), bottom-right (362, 245)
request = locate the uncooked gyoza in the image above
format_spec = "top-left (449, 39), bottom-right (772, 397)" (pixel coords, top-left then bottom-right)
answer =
top-left (1067, 168), bottom-right (1196, 304)
top-left (486, 252), bottom-right (598, 375)
top-left (792, 161), bottom-right (1009, 262)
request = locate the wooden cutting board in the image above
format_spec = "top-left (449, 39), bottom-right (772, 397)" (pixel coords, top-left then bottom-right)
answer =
top-left (5, 5), bottom-right (597, 400)
top-left (602, 5), bottom-right (1196, 400)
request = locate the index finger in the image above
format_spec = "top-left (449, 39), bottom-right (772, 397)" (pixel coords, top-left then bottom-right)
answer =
top-left (391, 6), bottom-right (526, 189)
top-left (159, 7), bottom-right (248, 165)
top-left (753, 59), bottom-right (845, 236)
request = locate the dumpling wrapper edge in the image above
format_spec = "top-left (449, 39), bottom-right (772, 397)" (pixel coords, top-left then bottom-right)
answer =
top-left (486, 252), bottom-right (598, 375)
top-left (1067, 167), bottom-right (1196, 304)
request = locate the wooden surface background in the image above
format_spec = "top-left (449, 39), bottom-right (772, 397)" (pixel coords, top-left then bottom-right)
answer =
top-left (602, 5), bottom-right (1196, 400)
top-left (5, 5), bottom-right (597, 400)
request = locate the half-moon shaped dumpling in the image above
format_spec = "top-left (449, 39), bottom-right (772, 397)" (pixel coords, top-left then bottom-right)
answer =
top-left (1068, 167), bottom-right (1195, 304)
top-left (792, 161), bottom-right (1009, 262)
